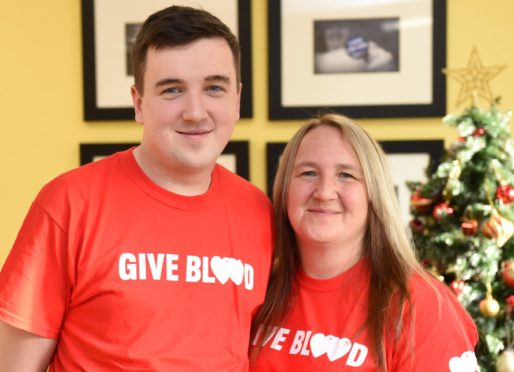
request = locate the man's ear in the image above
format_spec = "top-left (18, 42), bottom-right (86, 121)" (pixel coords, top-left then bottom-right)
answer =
top-left (131, 85), bottom-right (144, 124)
top-left (236, 82), bottom-right (242, 117)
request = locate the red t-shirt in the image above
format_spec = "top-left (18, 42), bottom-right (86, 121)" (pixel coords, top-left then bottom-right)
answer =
top-left (251, 258), bottom-right (479, 371)
top-left (0, 149), bottom-right (274, 371)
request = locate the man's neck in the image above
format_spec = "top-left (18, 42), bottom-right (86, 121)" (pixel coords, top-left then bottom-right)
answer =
top-left (132, 146), bottom-right (213, 196)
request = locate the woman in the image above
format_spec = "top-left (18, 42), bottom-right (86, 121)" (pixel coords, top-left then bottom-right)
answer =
top-left (250, 114), bottom-right (478, 371)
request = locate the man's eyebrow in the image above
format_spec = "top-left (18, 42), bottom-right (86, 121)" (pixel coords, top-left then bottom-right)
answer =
top-left (205, 75), bottom-right (231, 84)
top-left (154, 75), bottom-right (231, 89)
top-left (154, 78), bottom-right (182, 89)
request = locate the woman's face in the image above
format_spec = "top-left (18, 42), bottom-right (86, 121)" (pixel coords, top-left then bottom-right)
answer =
top-left (287, 125), bottom-right (369, 251)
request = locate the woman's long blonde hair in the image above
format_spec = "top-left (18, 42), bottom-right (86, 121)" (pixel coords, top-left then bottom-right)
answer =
top-left (250, 113), bottom-right (426, 369)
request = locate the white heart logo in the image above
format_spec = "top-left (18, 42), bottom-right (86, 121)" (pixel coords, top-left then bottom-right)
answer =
top-left (310, 333), bottom-right (351, 361)
top-left (210, 256), bottom-right (244, 285)
top-left (449, 351), bottom-right (479, 372)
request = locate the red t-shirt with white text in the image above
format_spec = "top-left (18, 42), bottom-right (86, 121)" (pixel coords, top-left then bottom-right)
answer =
top-left (251, 259), bottom-right (478, 372)
top-left (0, 149), bottom-right (274, 371)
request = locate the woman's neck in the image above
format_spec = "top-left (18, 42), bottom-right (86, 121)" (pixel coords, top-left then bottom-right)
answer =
top-left (299, 240), bottom-right (364, 279)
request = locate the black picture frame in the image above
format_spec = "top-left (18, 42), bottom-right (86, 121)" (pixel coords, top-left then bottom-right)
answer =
top-left (80, 143), bottom-right (138, 164)
top-left (379, 140), bottom-right (445, 225)
top-left (81, 0), bottom-right (252, 121)
top-left (268, 0), bottom-right (447, 119)
top-left (266, 140), bottom-right (444, 224)
top-left (80, 141), bottom-right (250, 180)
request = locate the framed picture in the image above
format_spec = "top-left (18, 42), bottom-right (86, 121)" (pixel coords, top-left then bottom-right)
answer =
top-left (380, 140), bottom-right (444, 225)
top-left (80, 143), bottom-right (138, 164)
top-left (268, 0), bottom-right (446, 119)
top-left (80, 141), bottom-right (250, 180)
top-left (81, 0), bottom-right (252, 121)
top-left (266, 139), bottom-right (444, 225)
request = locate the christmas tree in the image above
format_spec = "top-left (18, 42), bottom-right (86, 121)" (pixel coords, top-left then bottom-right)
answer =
top-left (408, 101), bottom-right (514, 371)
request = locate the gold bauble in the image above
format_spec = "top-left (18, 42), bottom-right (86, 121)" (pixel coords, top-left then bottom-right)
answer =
top-left (497, 349), bottom-right (514, 372)
top-left (479, 294), bottom-right (500, 318)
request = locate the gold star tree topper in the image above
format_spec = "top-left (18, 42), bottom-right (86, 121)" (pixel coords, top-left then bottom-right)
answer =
top-left (443, 46), bottom-right (506, 107)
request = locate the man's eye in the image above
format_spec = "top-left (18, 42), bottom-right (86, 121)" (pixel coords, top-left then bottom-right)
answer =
top-left (207, 85), bottom-right (225, 93)
top-left (163, 87), bottom-right (181, 94)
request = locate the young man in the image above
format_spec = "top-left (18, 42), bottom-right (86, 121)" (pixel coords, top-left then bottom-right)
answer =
top-left (0, 6), bottom-right (274, 371)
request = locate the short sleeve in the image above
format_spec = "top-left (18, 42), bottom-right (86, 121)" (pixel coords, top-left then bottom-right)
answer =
top-left (392, 275), bottom-right (479, 372)
top-left (0, 200), bottom-right (70, 339)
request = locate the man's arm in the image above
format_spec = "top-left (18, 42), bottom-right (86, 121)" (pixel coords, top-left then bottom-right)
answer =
top-left (0, 321), bottom-right (57, 371)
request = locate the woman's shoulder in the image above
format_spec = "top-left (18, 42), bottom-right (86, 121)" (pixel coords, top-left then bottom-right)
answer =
top-left (389, 271), bottom-right (479, 371)
top-left (408, 272), bottom-right (461, 313)
top-left (406, 271), bottom-right (477, 338)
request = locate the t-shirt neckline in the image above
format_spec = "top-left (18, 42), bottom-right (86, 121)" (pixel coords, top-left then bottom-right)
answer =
top-left (297, 257), bottom-right (368, 292)
top-left (118, 148), bottom-right (220, 210)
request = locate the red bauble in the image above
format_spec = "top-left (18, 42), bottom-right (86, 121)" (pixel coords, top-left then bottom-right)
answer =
top-left (409, 219), bottom-right (424, 233)
top-left (461, 219), bottom-right (478, 236)
top-left (449, 280), bottom-right (465, 296)
top-left (507, 296), bottom-right (514, 317)
top-left (473, 127), bottom-right (486, 136)
top-left (410, 191), bottom-right (433, 214)
top-left (432, 202), bottom-right (454, 221)
top-left (506, 295), bottom-right (514, 308)
top-left (502, 260), bottom-right (514, 287)
top-left (496, 184), bottom-right (514, 204)
top-left (420, 259), bottom-right (432, 269)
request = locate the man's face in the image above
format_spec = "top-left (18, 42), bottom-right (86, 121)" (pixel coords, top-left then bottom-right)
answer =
top-left (131, 38), bottom-right (241, 178)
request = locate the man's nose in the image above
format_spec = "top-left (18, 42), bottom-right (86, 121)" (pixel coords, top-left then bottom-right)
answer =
top-left (182, 91), bottom-right (207, 123)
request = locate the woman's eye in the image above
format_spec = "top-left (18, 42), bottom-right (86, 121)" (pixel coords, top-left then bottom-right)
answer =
top-left (300, 170), bottom-right (317, 178)
top-left (338, 172), bottom-right (355, 179)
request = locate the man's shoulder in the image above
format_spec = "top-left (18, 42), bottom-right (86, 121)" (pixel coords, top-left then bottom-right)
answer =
top-left (37, 152), bottom-right (124, 203)
top-left (216, 165), bottom-right (270, 202)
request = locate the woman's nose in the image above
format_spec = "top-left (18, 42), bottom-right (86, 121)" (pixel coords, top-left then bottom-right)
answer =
top-left (312, 176), bottom-right (338, 200)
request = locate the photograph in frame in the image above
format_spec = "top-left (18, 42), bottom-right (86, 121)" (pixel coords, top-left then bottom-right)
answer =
top-left (82, 0), bottom-right (252, 120)
top-left (268, 0), bottom-right (446, 119)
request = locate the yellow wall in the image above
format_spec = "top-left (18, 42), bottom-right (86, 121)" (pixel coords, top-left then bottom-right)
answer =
top-left (1, 0), bottom-right (514, 264)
